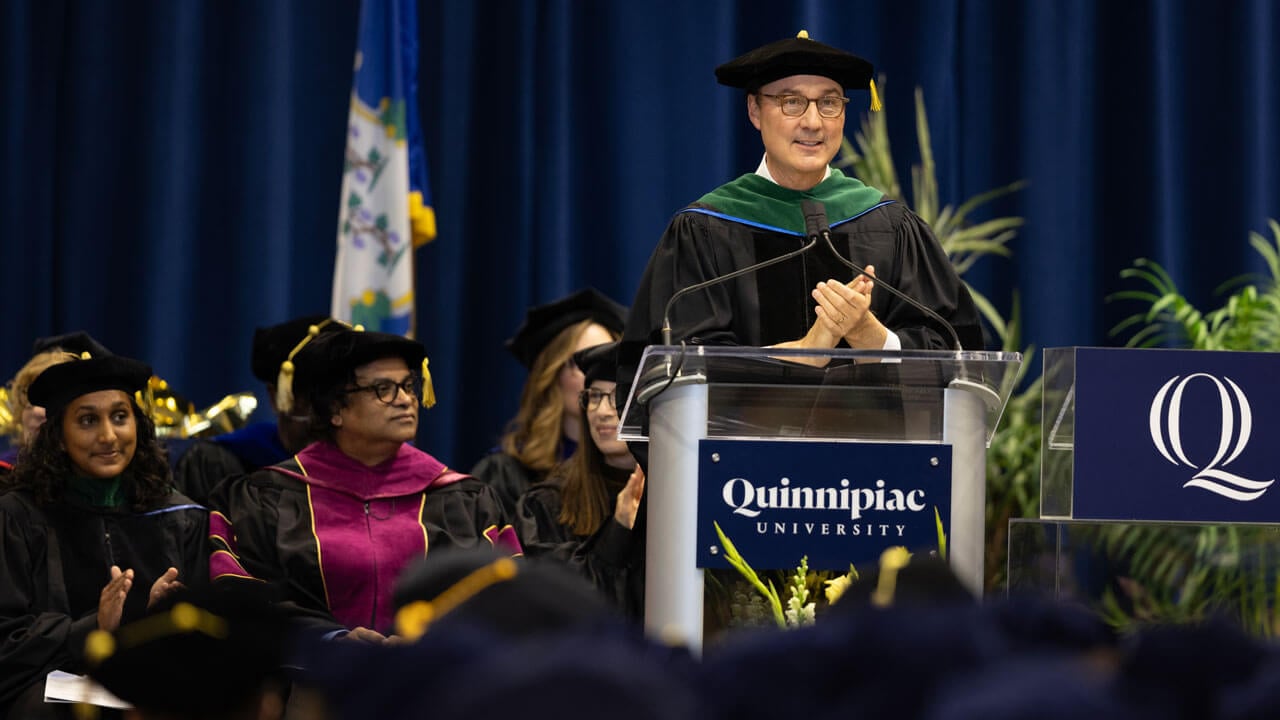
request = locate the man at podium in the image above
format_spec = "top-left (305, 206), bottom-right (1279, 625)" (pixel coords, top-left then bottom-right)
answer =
top-left (620, 30), bottom-right (983, 398)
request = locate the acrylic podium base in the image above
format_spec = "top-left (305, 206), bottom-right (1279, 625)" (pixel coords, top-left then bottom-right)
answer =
top-left (1007, 518), bottom-right (1280, 635)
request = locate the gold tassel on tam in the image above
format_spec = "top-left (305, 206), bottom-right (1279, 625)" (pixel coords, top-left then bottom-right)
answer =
top-left (869, 78), bottom-right (883, 112)
top-left (421, 357), bottom-right (436, 408)
top-left (275, 360), bottom-right (296, 413)
top-left (275, 319), bottom-right (339, 413)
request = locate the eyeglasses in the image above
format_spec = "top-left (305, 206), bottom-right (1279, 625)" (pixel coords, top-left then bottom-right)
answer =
top-left (579, 387), bottom-right (617, 411)
top-left (346, 375), bottom-right (424, 404)
top-left (757, 93), bottom-right (849, 118)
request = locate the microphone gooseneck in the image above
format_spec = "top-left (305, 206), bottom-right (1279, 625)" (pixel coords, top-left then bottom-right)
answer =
top-left (807, 201), bottom-right (965, 352)
top-left (660, 221), bottom-right (819, 345)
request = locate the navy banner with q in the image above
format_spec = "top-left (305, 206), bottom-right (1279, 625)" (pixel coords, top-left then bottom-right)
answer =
top-left (1073, 348), bottom-right (1280, 522)
top-left (696, 439), bottom-right (952, 571)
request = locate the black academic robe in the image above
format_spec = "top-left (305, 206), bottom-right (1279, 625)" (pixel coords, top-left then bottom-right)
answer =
top-left (470, 452), bottom-right (541, 525)
top-left (618, 197), bottom-right (985, 413)
top-left (470, 438), bottom-right (577, 525)
top-left (173, 422), bottom-right (290, 509)
top-left (210, 443), bottom-right (512, 635)
top-left (514, 468), bottom-right (643, 618)
top-left (0, 489), bottom-right (209, 707)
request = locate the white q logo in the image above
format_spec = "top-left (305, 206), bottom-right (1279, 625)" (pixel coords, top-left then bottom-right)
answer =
top-left (1149, 373), bottom-right (1274, 501)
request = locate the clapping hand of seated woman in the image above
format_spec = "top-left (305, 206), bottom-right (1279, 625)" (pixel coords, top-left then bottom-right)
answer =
top-left (98, 565), bottom-right (188, 631)
top-left (614, 466), bottom-right (646, 530)
top-left (98, 566), bottom-right (134, 631)
top-left (148, 566), bottom-right (184, 608)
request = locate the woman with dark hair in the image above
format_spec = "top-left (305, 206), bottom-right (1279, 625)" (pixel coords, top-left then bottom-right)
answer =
top-left (472, 288), bottom-right (627, 520)
top-left (0, 354), bottom-right (209, 717)
top-left (1, 331), bottom-right (112, 469)
top-left (515, 342), bottom-right (645, 616)
top-left (210, 328), bottom-right (516, 643)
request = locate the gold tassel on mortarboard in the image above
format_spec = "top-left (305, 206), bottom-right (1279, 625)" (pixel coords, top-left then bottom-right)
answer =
top-left (275, 360), bottom-right (296, 413)
top-left (421, 357), bottom-right (436, 409)
top-left (869, 78), bottom-right (883, 112)
top-left (276, 319), bottom-right (337, 413)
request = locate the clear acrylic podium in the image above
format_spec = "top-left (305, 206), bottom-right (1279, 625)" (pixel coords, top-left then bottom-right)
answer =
top-left (1008, 347), bottom-right (1280, 631)
top-left (619, 345), bottom-right (1022, 650)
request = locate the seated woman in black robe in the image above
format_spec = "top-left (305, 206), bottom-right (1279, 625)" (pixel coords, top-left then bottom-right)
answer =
top-left (210, 328), bottom-right (516, 644)
top-left (515, 342), bottom-right (645, 617)
top-left (0, 354), bottom-right (209, 718)
top-left (471, 288), bottom-right (626, 521)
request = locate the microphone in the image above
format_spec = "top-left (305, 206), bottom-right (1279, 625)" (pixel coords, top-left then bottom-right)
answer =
top-left (805, 200), bottom-right (965, 352)
top-left (660, 215), bottom-right (820, 345)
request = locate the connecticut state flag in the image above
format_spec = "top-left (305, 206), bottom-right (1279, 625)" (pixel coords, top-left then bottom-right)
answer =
top-left (332, 0), bottom-right (435, 337)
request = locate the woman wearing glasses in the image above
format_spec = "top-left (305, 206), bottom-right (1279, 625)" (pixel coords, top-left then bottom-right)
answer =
top-left (515, 342), bottom-right (645, 616)
top-left (209, 328), bottom-right (515, 643)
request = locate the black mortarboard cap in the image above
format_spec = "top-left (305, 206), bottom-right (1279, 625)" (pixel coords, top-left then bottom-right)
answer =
top-left (31, 331), bottom-right (112, 358)
top-left (925, 656), bottom-right (1139, 720)
top-left (292, 328), bottom-right (433, 407)
top-left (26, 355), bottom-right (152, 415)
top-left (1113, 620), bottom-right (1270, 720)
top-left (250, 314), bottom-right (339, 383)
top-left (392, 547), bottom-right (619, 639)
top-left (715, 30), bottom-right (881, 110)
top-left (1219, 650), bottom-right (1280, 720)
top-left (505, 288), bottom-right (627, 369)
top-left (572, 341), bottom-right (619, 387)
top-left (699, 603), bottom-right (996, 720)
top-left (433, 632), bottom-right (702, 720)
top-left (86, 586), bottom-right (291, 717)
top-left (301, 616), bottom-right (699, 720)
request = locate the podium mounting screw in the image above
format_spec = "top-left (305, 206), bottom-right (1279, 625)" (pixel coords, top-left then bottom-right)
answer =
top-left (709, 545), bottom-right (719, 555)
top-left (711, 453), bottom-right (721, 463)
top-left (930, 456), bottom-right (939, 466)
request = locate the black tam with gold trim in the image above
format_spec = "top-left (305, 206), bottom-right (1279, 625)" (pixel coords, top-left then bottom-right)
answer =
top-left (26, 355), bottom-right (151, 416)
top-left (250, 314), bottom-right (339, 383)
top-left (293, 328), bottom-right (430, 403)
top-left (715, 31), bottom-right (875, 94)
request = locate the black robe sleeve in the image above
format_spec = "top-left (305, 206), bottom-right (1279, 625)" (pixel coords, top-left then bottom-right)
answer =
top-left (861, 207), bottom-right (985, 351)
top-left (514, 482), bottom-right (575, 561)
top-left (173, 440), bottom-right (248, 509)
top-left (421, 477), bottom-right (511, 549)
top-left (0, 495), bottom-right (98, 706)
top-left (514, 480), bottom-right (641, 617)
top-left (470, 452), bottom-right (541, 525)
top-left (211, 471), bottom-right (346, 633)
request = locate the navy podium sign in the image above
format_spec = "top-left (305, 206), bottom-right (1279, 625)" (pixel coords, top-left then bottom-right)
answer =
top-left (695, 439), bottom-right (952, 571)
top-left (1073, 348), bottom-right (1280, 522)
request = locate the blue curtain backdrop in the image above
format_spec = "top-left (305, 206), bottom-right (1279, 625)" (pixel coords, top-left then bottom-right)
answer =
top-left (2, 0), bottom-right (1277, 470)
